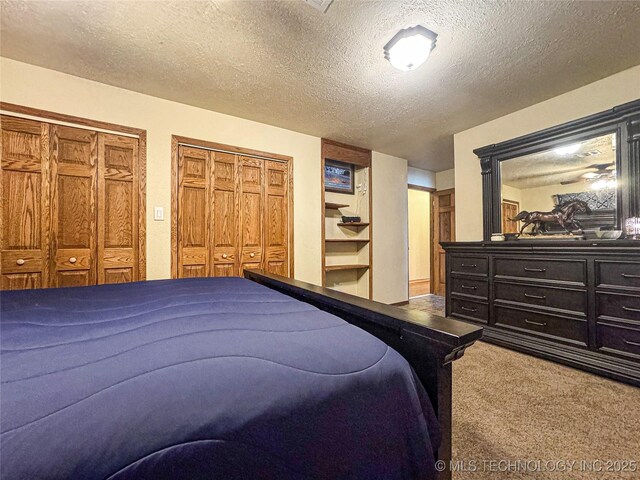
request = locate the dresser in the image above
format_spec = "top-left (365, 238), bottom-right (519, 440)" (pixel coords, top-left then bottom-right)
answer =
top-left (442, 241), bottom-right (640, 386)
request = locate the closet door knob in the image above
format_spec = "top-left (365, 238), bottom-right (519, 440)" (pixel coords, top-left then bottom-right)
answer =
top-left (69, 257), bottom-right (77, 264)
top-left (222, 254), bottom-right (227, 259)
top-left (16, 259), bottom-right (25, 266)
top-left (250, 252), bottom-right (255, 258)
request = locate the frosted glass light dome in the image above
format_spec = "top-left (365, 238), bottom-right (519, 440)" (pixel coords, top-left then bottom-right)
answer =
top-left (384, 25), bottom-right (438, 72)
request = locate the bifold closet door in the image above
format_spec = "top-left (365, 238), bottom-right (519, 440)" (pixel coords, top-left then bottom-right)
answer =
top-left (264, 160), bottom-right (289, 277)
top-left (177, 146), bottom-right (212, 278)
top-left (50, 125), bottom-right (97, 288)
top-left (239, 156), bottom-right (264, 274)
top-left (211, 152), bottom-right (238, 277)
top-left (175, 145), bottom-right (290, 279)
top-left (97, 134), bottom-right (139, 284)
top-left (0, 116), bottom-right (51, 290)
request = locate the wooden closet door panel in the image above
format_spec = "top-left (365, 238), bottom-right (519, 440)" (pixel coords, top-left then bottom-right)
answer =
top-left (432, 189), bottom-right (455, 296)
top-left (212, 152), bottom-right (238, 276)
top-left (239, 157), bottom-right (263, 275)
top-left (1, 116), bottom-right (50, 290)
top-left (97, 133), bottom-right (139, 284)
top-left (50, 125), bottom-right (97, 288)
top-left (264, 160), bottom-right (289, 277)
top-left (178, 146), bottom-right (211, 278)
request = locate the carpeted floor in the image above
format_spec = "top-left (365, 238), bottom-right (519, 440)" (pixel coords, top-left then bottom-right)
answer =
top-left (402, 296), bottom-right (640, 479)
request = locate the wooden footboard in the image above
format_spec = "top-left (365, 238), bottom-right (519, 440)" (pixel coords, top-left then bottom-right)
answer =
top-left (245, 270), bottom-right (483, 480)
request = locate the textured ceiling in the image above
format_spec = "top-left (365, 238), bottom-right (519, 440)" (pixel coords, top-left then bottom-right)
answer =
top-left (1, 1), bottom-right (640, 171)
top-left (502, 134), bottom-right (615, 189)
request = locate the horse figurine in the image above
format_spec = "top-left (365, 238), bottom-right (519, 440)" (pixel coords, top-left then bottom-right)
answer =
top-left (510, 200), bottom-right (591, 236)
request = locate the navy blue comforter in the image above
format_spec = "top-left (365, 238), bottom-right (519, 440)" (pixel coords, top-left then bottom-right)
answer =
top-left (1, 277), bottom-right (440, 479)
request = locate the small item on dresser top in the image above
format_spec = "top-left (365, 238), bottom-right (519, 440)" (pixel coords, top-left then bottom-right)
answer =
top-left (595, 228), bottom-right (624, 240)
top-left (491, 233), bottom-right (505, 241)
top-left (625, 217), bottom-right (640, 240)
top-left (341, 216), bottom-right (361, 223)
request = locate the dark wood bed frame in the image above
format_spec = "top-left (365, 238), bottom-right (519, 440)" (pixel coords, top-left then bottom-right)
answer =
top-left (245, 270), bottom-right (483, 480)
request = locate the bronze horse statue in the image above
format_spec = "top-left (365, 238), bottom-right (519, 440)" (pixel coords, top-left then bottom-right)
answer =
top-left (510, 200), bottom-right (591, 235)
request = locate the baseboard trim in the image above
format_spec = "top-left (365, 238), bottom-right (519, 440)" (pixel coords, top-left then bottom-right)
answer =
top-left (391, 300), bottom-right (410, 306)
top-left (409, 278), bottom-right (431, 297)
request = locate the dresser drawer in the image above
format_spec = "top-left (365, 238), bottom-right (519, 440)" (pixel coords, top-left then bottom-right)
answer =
top-left (450, 256), bottom-right (488, 277)
top-left (450, 277), bottom-right (488, 298)
top-left (450, 297), bottom-right (488, 323)
top-left (596, 261), bottom-right (640, 291)
top-left (494, 257), bottom-right (585, 284)
top-left (494, 305), bottom-right (587, 344)
top-left (495, 282), bottom-right (586, 315)
top-left (597, 292), bottom-right (640, 322)
top-left (597, 321), bottom-right (640, 359)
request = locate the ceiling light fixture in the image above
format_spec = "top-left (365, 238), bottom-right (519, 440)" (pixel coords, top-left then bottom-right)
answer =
top-left (554, 143), bottom-right (581, 155)
top-left (384, 25), bottom-right (438, 71)
top-left (303, 0), bottom-right (334, 13)
top-left (590, 178), bottom-right (617, 191)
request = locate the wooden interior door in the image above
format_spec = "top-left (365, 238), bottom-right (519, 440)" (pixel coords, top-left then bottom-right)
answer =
top-left (97, 133), bottom-right (139, 284)
top-left (264, 160), bottom-right (289, 277)
top-left (502, 199), bottom-right (520, 233)
top-left (50, 125), bottom-right (97, 288)
top-left (0, 116), bottom-right (51, 290)
top-left (239, 156), bottom-right (264, 275)
top-left (177, 146), bottom-right (211, 278)
top-left (211, 151), bottom-right (238, 277)
top-left (432, 189), bottom-right (455, 296)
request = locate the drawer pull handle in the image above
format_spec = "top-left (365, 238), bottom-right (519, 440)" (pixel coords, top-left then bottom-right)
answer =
top-left (16, 259), bottom-right (25, 265)
top-left (461, 285), bottom-right (477, 290)
top-left (69, 257), bottom-right (77, 264)
top-left (524, 267), bottom-right (546, 273)
top-left (461, 306), bottom-right (478, 313)
top-left (222, 254), bottom-right (228, 259)
top-left (524, 293), bottom-right (546, 300)
top-left (461, 263), bottom-right (477, 268)
top-left (524, 319), bottom-right (547, 327)
top-left (250, 252), bottom-right (256, 258)
top-left (621, 273), bottom-right (640, 279)
top-left (623, 339), bottom-right (640, 348)
top-left (622, 306), bottom-right (640, 313)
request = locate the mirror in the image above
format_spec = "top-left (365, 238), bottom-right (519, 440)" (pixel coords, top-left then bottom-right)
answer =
top-left (500, 133), bottom-right (617, 236)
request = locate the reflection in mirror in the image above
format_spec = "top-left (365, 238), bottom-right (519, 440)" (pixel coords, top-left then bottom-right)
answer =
top-left (500, 133), bottom-right (617, 236)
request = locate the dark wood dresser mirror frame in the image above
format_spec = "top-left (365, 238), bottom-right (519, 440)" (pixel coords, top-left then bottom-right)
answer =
top-left (474, 99), bottom-right (640, 241)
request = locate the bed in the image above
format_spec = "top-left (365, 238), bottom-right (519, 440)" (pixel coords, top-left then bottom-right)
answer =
top-left (1, 271), bottom-right (482, 480)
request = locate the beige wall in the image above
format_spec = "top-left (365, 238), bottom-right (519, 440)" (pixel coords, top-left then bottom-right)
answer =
top-left (436, 168), bottom-right (455, 191)
top-left (372, 151), bottom-right (409, 303)
top-left (454, 64), bottom-right (640, 240)
top-left (0, 58), bottom-right (409, 303)
top-left (501, 182), bottom-right (593, 227)
top-left (408, 166), bottom-right (436, 189)
top-left (501, 184), bottom-right (522, 205)
top-left (408, 189), bottom-right (430, 281)
top-left (520, 183), bottom-right (589, 213)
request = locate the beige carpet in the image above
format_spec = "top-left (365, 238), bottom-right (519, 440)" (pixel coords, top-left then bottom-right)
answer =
top-left (402, 297), bottom-right (640, 479)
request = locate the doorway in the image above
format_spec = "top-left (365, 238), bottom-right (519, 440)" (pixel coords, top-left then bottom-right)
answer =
top-left (408, 186), bottom-right (434, 298)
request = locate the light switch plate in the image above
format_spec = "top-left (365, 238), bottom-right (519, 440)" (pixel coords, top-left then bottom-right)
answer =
top-left (154, 206), bottom-right (164, 221)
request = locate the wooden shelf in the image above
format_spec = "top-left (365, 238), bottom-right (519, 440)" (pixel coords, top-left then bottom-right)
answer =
top-left (337, 222), bottom-right (369, 227)
top-left (325, 264), bottom-right (370, 272)
top-left (321, 139), bottom-right (373, 300)
top-left (325, 202), bottom-right (349, 210)
top-left (325, 238), bottom-right (370, 243)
